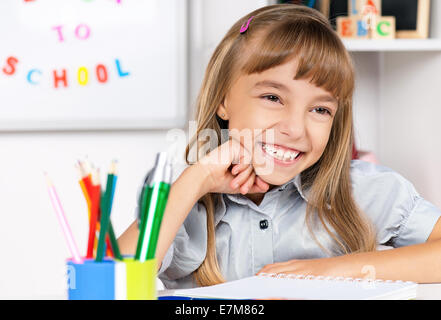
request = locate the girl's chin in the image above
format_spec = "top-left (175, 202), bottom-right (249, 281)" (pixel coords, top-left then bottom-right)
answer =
top-left (252, 166), bottom-right (295, 187)
top-left (256, 174), bottom-right (287, 187)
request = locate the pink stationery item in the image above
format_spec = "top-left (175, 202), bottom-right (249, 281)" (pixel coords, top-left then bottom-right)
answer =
top-left (45, 172), bottom-right (83, 264)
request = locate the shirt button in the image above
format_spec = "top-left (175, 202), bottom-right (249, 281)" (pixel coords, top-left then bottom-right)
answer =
top-left (259, 219), bottom-right (269, 230)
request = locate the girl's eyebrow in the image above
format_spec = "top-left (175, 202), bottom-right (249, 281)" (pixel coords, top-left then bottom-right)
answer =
top-left (253, 80), bottom-right (338, 104)
top-left (253, 80), bottom-right (290, 92)
top-left (314, 94), bottom-right (338, 105)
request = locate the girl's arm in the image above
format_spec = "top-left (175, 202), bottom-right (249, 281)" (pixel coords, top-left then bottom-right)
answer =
top-left (117, 164), bottom-right (210, 265)
top-left (259, 218), bottom-right (441, 283)
top-left (154, 164), bottom-right (210, 268)
top-left (118, 138), bottom-right (269, 270)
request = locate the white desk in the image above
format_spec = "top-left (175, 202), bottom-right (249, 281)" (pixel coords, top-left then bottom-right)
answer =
top-left (158, 283), bottom-right (441, 300)
top-left (27, 283), bottom-right (441, 299)
top-left (416, 283), bottom-right (441, 300)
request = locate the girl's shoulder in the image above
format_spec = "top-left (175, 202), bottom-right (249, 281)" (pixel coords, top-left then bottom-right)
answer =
top-left (350, 159), bottom-right (413, 188)
top-left (349, 159), bottom-right (419, 206)
top-left (349, 161), bottom-right (441, 247)
top-left (350, 159), bottom-right (400, 176)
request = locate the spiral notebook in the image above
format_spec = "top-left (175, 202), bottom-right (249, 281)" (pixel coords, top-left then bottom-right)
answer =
top-left (172, 273), bottom-right (418, 300)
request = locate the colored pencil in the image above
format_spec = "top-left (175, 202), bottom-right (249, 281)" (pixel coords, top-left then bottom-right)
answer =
top-left (95, 161), bottom-right (118, 261)
top-left (45, 172), bottom-right (83, 264)
top-left (106, 172), bottom-right (122, 260)
top-left (86, 168), bottom-right (101, 258)
top-left (135, 152), bottom-right (172, 262)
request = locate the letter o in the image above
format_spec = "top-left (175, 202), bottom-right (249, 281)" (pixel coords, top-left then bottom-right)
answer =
top-left (75, 24), bottom-right (91, 40)
top-left (96, 64), bottom-right (108, 83)
top-left (78, 66), bottom-right (89, 86)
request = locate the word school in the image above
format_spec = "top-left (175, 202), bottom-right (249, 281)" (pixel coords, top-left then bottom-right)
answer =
top-left (1, 56), bottom-right (130, 88)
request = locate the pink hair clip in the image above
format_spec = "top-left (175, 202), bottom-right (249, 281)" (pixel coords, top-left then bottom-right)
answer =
top-left (240, 16), bottom-right (254, 34)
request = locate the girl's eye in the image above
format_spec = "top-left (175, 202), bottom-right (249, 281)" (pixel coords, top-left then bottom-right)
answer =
top-left (261, 95), bottom-right (282, 104)
top-left (313, 107), bottom-right (332, 116)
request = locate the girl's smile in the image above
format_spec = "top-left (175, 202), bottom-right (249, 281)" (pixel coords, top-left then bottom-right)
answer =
top-left (259, 141), bottom-right (304, 167)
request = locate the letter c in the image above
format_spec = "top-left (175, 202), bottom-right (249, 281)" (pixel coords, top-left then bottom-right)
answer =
top-left (27, 69), bottom-right (42, 84)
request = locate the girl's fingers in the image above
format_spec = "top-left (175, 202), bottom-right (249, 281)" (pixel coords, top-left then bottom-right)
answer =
top-left (254, 176), bottom-right (270, 191)
top-left (257, 262), bottom-right (291, 276)
top-left (231, 162), bottom-right (247, 175)
top-left (230, 164), bottom-right (253, 189)
top-left (240, 172), bottom-right (256, 195)
top-left (248, 176), bottom-right (270, 193)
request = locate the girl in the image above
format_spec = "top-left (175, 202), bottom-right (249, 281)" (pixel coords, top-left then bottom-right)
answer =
top-left (119, 4), bottom-right (441, 288)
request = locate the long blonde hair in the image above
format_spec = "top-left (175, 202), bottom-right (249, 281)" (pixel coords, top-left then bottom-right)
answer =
top-left (185, 4), bottom-right (377, 287)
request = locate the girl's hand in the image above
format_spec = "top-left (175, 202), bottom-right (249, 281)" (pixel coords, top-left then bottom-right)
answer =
top-left (196, 138), bottom-right (269, 195)
top-left (256, 257), bottom-right (347, 278)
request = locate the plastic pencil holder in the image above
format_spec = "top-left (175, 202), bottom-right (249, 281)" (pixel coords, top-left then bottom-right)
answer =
top-left (66, 258), bottom-right (116, 300)
top-left (66, 257), bottom-right (157, 300)
top-left (123, 257), bottom-right (157, 300)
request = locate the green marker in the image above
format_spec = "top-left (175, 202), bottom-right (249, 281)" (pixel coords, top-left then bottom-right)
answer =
top-left (135, 152), bottom-right (172, 262)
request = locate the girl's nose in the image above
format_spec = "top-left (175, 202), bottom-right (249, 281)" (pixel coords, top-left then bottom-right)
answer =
top-left (277, 111), bottom-right (306, 140)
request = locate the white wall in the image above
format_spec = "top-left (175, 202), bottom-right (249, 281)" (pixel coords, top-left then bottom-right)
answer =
top-left (380, 51), bottom-right (441, 207)
top-left (1, 0), bottom-right (440, 299)
top-left (0, 0), bottom-right (267, 299)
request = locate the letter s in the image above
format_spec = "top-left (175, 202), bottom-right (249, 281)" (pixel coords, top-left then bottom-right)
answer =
top-left (2, 56), bottom-right (19, 75)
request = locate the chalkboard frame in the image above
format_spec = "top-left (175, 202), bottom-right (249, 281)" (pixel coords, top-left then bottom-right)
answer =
top-left (319, 0), bottom-right (430, 38)
top-left (382, 0), bottom-right (430, 39)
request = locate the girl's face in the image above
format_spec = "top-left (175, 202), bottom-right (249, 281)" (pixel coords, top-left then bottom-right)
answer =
top-left (217, 57), bottom-right (338, 187)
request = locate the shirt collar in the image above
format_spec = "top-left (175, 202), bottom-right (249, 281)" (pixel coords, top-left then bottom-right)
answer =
top-left (276, 174), bottom-right (309, 202)
top-left (223, 173), bottom-right (309, 207)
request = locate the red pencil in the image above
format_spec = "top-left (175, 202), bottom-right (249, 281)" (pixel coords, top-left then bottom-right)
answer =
top-left (86, 168), bottom-right (101, 258)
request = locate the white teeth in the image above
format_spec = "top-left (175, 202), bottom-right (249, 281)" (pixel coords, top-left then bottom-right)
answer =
top-left (276, 149), bottom-right (284, 158)
top-left (262, 143), bottom-right (300, 162)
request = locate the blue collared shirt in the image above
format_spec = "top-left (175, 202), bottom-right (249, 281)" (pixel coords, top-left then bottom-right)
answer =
top-left (158, 160), bottom-right (441, 289)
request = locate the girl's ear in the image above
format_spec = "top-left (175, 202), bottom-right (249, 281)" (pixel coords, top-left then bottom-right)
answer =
top-left (216, 98), bottom-right (229, 120)
top-left (216, 101), bottom-right (229, 120)
top-left (216, 102), bottom-right (229, 130)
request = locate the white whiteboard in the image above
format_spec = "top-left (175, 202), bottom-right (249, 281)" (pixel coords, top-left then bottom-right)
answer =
top-left (0, 0), bottom-right (187, 130)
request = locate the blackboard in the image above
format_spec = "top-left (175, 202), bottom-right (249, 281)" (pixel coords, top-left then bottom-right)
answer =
top-left (328, 0), bottom-right (348, 29)
top-left (382, 0), bottom-right (418, 31)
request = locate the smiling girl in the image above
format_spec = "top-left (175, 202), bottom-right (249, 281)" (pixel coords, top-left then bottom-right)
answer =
top-left (119, 4), bottom-right (441, 288)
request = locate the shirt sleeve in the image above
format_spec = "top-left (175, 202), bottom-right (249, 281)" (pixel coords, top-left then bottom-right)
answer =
top-left (393, 194), bottom-right (441, 247)
top-left (158, 200), bottom-right (208, 284)
top-left (350, 160), bottom-right (441, 248)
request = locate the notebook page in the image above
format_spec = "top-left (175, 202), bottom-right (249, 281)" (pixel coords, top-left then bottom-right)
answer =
top-left (173, 276), bottom-right (417, 300)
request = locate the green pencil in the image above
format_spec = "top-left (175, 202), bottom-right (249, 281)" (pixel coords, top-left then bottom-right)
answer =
top-left (96, 161), bottom-right (118, 262)
top-left (135, 152), bottom-right (172, 262)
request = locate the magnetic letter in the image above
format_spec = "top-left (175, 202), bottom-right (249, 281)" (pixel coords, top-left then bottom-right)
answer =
top-left (115, 59), bottom-right (130, 77)
top-left (53, 69), bottom-right (68, 88)
top-left (27, 69), bottom-right (42, 84)
top-left (52, 25), bottom-right (65, 42)
top-left (77, 66), bottom-right (88, 85)
top-left (2, 56), bottom-right (19, 75)
top-left (96, 64), bottom-right (108, 83)
top-left (75, 24), bottom-right (91, 40)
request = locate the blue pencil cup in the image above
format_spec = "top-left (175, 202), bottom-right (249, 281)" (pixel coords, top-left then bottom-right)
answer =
top-left (67, 258), bottom-right (116, 300)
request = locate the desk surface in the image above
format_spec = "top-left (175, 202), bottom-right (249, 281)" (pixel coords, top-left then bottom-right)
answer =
top-left (158, 283), bottom-right (441, 300)
top-left (24, 283), bottom-right (441, 299)
top-left (417, 283), bottom-right (441, 300)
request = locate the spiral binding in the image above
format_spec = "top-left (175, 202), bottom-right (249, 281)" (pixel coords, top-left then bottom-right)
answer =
top-left (257, 273), bottom-right (415, 285)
